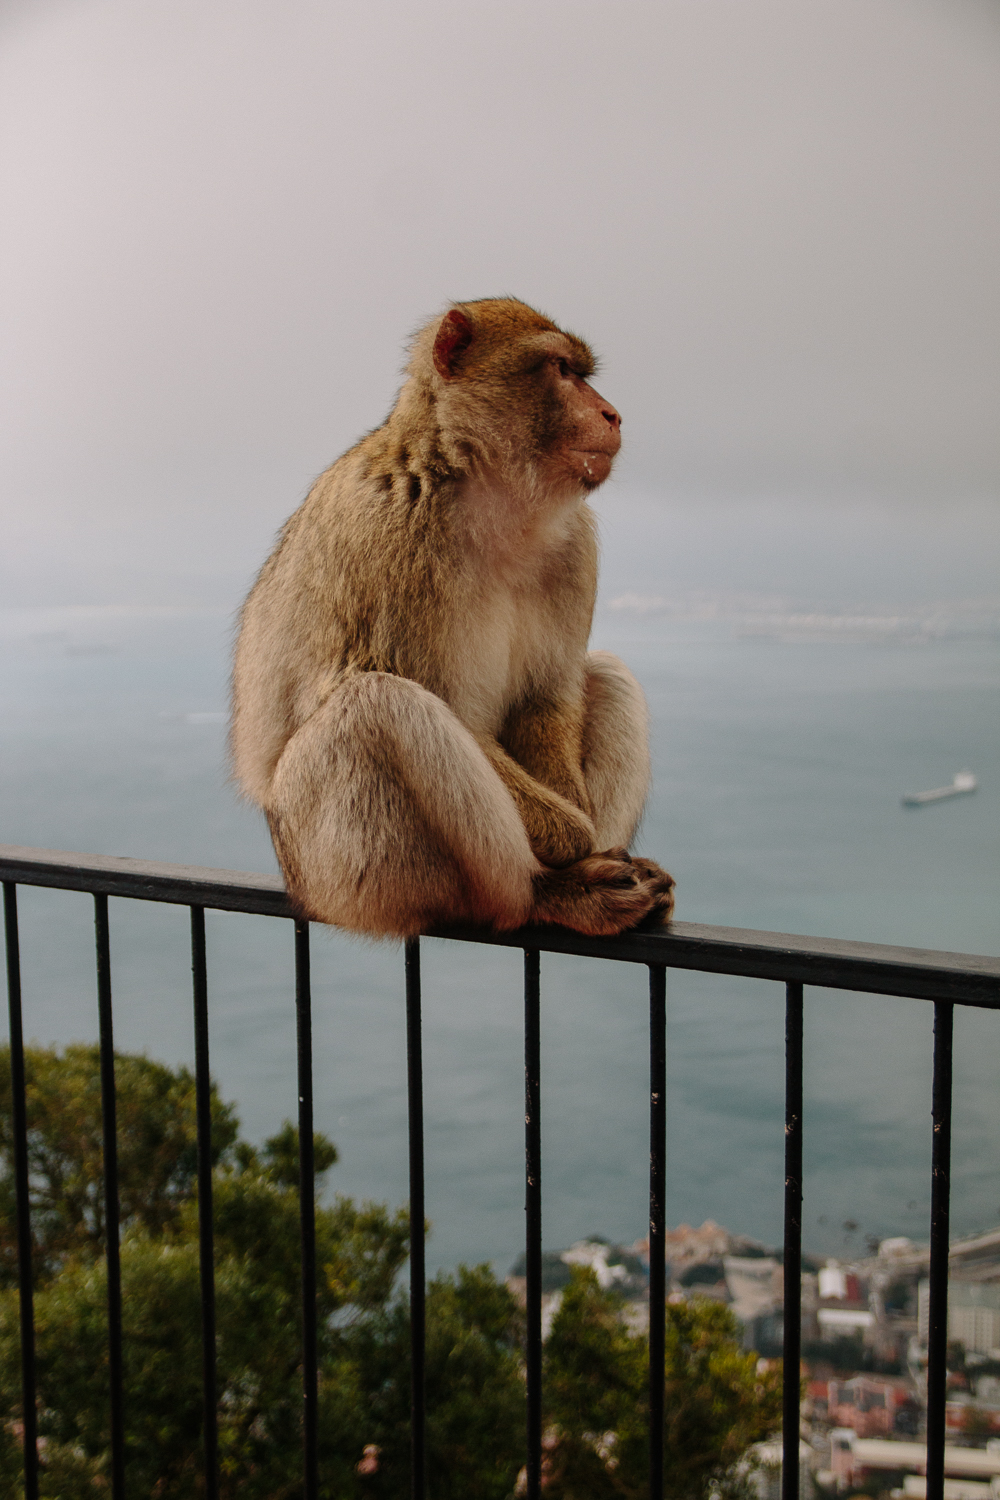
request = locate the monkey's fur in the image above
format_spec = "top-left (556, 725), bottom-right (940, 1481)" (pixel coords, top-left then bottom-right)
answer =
top-left (231, 298), bottom-right (675, 938)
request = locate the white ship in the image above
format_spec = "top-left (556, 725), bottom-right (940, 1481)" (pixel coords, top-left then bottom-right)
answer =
top-left (901, 771), bottom-right (977, 807)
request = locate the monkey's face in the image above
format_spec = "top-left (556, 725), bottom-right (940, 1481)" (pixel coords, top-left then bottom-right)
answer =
top-left (427, 301), bottom-right (622, 498)
top-left (535, 351), bottom-right (622, 493)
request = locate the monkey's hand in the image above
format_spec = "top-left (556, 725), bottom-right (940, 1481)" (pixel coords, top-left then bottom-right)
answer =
top-left (532, 848), bottom-right (675, 937)
top-left (480, 741), bottom-right (596, 867)
top-left (521, 789), bottom-right (596, 868)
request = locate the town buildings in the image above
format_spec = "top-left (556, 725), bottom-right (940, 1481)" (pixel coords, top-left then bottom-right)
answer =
top-left (508, 1217), bottom-right (1000, 1497)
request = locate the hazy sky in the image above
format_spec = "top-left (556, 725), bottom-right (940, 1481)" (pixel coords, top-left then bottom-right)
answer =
top-left (2, 0), bottom-right (999, 605)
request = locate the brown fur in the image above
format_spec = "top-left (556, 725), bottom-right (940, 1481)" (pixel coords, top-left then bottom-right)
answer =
top-left (231, 297), bottom-right (674, 937)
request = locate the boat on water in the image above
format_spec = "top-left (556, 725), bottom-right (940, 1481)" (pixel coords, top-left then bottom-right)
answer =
top-left (901, 771), bottom-right (977, 807)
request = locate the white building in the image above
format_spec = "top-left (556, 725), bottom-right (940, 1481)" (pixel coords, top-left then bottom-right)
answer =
top-left (918, 1282), bottom-right (1000, 1356)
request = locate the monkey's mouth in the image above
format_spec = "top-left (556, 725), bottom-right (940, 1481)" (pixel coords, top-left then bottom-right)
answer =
top-left (569, 450), bottom-right (616, 483)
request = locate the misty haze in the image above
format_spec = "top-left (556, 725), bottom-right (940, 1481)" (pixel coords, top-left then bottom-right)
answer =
top-left (2, 0), bottom-right (998, 1287)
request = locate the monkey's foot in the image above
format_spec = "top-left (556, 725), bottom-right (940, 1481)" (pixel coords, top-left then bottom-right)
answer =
top-left (531, 850), bottom-right (674, 937)
top-left (625, 855), bottom-right (676, 927)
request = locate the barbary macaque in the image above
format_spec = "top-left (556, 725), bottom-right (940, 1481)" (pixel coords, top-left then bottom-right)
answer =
top-left (231, 298), bottom-right (674, 938)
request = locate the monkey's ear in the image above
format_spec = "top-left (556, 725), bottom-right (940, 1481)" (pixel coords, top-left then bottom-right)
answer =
top-left (432, 310), bottom-right (474, 378)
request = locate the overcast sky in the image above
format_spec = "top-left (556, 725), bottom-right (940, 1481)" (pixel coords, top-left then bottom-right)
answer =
top-left (2, 0), bottom-right (999, 607)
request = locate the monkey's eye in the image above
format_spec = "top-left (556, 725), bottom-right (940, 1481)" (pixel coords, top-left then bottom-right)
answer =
top-left (557, 357), bottom-right (572, 378)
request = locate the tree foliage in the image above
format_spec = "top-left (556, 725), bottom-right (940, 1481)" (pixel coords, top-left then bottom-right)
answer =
top-left (1, 1046), bottom-right (782, 1498)
top-left (543, 1268), bottom-right (783, 1499)
top-left (334, 1264), bottom-right (526, 1499)
top-left (0, 1045), bottom-right (522, 1497)
top-left (0, 1044), bottom-right (240, 1283)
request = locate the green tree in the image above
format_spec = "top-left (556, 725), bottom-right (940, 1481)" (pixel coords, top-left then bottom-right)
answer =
top-left (0, 1049), bottom-right (518, 1497)
top-left (1, 1047), bottom-right (785, 1498)
top-left (338, 1263), bottom-right (525, 1499)
top-left (0, 1043), bottom-right (240, 1284)
top-left (0, 1046), bottom-right (407, 1498)
top-left (543, 1268), bottom-right (783, 1499)
top-left (0, 1190), bottom-right (410, 1497)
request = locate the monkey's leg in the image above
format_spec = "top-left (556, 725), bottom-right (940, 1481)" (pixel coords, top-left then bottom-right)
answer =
top-left (493, 664), bottom-right (672, 930)
top-left (580, 650), bottom-right (675, 922)
top-left (498, 653), bottom-right (652, 858)
top-left (487, 706), bottom-right (597, 868)
top-left (479, 725), bottom-right (672, 933)
top-left (267, 672), bottom-right (669, 939)
top-left (266, 673), bottom-right (540, 937)
top-left (491, 678), bottom-right (671, 932)
top-left (581, 650), bottom-right (652, 848)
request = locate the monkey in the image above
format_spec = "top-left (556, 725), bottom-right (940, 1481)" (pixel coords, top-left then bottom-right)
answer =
top-left (230, 297), bottom-right (675, 939)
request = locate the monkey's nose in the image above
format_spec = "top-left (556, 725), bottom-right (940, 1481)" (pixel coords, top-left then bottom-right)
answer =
top-left (602, 406), bottom-right (621, 431)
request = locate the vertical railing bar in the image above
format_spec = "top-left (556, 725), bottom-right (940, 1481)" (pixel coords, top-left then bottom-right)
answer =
top-left (94, 893), bottom-right (125, 1500)
top-left (294, 920), bottom-right (319, 1500)
top-left (782, 981), bottom-right (804, 1500)
top-left (524, 948), bottom-right (542, 1500)
top-left (190, 907), bottom-right (219, 1500)
top-left (926, 1000), bottom-right (954, 1500)
top-left (648, 963), bottom-right (666, 1499)
top-left (4, 884), bottom-right (39, 1500)
top-left (405, 937), bottom-right (426, 1500)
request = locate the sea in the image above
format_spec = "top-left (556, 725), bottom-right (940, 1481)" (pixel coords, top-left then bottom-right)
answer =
top-left (1, 590), bottom-right (998, 1278)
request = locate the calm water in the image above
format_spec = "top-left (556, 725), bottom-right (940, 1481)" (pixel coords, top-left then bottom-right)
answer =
top-left (1, 603), bottom-right (998, 1275)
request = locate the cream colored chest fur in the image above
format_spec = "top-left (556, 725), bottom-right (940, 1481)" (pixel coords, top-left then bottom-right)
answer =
top-left (442, 491), bottom-right (587, 735)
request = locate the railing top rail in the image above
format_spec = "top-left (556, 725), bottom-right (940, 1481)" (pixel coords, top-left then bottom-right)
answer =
top-left (0, 844), bottom-right (290, 917)
top-left (2, 843), bottom-right (998, 1008)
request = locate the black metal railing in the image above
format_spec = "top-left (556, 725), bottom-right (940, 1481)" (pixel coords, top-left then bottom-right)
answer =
top-left (2, 843), bottom-right (999, 1500)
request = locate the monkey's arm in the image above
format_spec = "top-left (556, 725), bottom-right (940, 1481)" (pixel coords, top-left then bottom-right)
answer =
top-left (480, 742), bottom-right (594, 867)
top-left (481, 698), bottom-right (596, 868)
